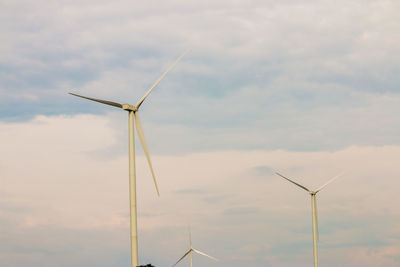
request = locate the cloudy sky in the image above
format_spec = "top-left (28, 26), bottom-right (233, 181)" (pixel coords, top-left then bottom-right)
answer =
top-left (1, 0), bottom-right (399, 266)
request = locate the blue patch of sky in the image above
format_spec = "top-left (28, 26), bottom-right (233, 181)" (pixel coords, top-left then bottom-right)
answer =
top-left (0, 96), bottom-right (107, 122)
top-left (0, 51), bottom-right (98, 88)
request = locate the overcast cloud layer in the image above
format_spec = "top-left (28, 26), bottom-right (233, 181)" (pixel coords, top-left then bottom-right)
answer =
top-left (1, 115), bottom-right (400, 267)
top-left (1, 0), bottom-right (400, 152)
top-left (1, 0), bottom-right (400, 266)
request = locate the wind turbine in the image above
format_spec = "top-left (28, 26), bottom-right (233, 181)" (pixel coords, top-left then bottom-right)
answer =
top-left (69, 50), bottom-right (189, 267)
top-left (172, 229), bottom-right (218, 267)
top-left (275, 172), bottom-right (343, 267)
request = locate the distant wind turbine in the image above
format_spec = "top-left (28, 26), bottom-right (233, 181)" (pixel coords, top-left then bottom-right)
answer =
top-left (172, 229), bottom-right (218, 267)
top-left (275, 172), bottom-right (344, 267)
top-left (69, 49), bottom-right (189, 267)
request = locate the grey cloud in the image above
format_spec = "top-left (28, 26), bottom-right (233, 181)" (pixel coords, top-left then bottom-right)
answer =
top-left (174, 188), bottom-right (206, 195)
top-left (202, 194), bottom-right (232, 204)
top-left (252, 166), bottom-right (275, 175)
top-left (1, 0), bottom-right (400, 154)
top-left (0, 225), bottom-right (130, 267)
top-left (223, 206), bottom-right (260, 216)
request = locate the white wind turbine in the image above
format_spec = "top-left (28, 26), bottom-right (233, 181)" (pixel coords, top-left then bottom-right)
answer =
top-left (275, 172), bottom-right (344, 267)
top-left (69, 50), bottom-right (189, 267)
top-left (172, 229), bottom-right (218, 267)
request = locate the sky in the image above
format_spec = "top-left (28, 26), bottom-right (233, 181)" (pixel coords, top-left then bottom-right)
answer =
top-left (1, 0), bottom-right (400, 266)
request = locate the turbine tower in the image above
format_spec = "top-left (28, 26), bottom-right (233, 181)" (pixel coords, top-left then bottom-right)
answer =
top-left (275, 172), bottom-right (343, 267)
top-left (70, 50), bottom-right (189, 267)
top-left (172, 229), bottom-right (218, 267)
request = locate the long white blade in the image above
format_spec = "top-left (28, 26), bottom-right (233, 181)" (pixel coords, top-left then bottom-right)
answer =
top-left (172, 249), bottom-right (191, 267)
top-left (192, 248), bottom-right (218, 261)
top-left (315, 172), bottom-right (344, 193)
top-left (134, 112), bottom-right (160, 196)
top-left (189, 226), bottom-right (192, 248)
top-left (135, 49), bottom-right (190, 108)
top-left (275, 172), bottom-right (310, 192)
top-left (69, 93), bottom-right (123, 108)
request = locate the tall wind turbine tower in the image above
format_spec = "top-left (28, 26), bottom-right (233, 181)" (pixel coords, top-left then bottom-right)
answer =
top-left (275, 172), bottom-right (343, 267)
top-left (172, 229), bottom-right (218, 267)
top-left (70, 50), bottom-right (189, 267)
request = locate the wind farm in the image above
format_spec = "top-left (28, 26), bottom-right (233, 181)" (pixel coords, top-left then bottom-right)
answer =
top-left (1, 0), bottom-right (400, 266)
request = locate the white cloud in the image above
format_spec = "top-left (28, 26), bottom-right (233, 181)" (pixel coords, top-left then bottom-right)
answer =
top-left (1, 115), bottom-right (399, 266)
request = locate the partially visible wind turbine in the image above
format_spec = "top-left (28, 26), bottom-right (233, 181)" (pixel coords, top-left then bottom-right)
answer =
top-left (275, 171), bottom-right (344, 267)
top-left (172, 229), bottom-right (218, 267)
top-left (69, 49), bottom-right (189, 267)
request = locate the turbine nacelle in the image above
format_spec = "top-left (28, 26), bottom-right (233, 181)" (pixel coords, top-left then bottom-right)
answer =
top-left (122, 104), bottom-right (137, 111)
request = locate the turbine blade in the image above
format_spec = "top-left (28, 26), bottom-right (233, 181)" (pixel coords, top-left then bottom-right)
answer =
top-left (134, 112), bottom-right (160, 196)
top-left (135, 49), bottom-right (190, 108)
top-left (69, 93), bottom-right (123, 108)
top-left (172, 249), bottom-right (191, 267)
top-left (193, 248), bottom-right (218, 261)
top-left (275, 172), bottom-right (310, 192)
top-left (189, 226), bottom-right (192, 248)
top-left (315, 172), bottom-right (344, 193)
